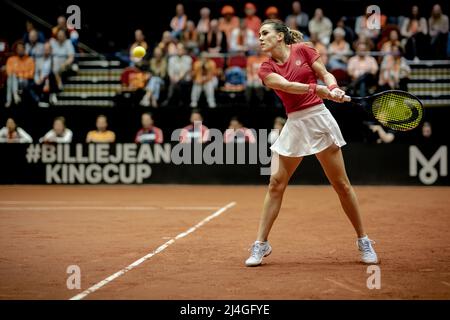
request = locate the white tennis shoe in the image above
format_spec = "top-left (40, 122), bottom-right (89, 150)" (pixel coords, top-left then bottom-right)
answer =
top-left (245, 241), bottom-right (272, 267)
top-left (357, 236), bottom-right (379, 264)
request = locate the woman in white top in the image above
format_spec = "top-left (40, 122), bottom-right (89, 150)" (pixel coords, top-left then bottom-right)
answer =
top-left (0, 118), bottom-right (33, 143)
top-left (39, 116), bottom-right (73, 143)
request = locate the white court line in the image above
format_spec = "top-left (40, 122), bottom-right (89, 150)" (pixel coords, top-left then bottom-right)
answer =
top-left (324, 278), bottom-right (362, 294)
top-left (69, 201), bottom-right (236, 300)
top-left (0, 206), bottom-right (220, 211)
top-left (0, 206), bottom-right (158, 211)
top-left (163, 206), bottom-right (219, 210)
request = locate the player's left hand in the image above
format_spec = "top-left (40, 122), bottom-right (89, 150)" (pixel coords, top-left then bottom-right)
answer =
top-left (329, 88), bottom-right (346, 103)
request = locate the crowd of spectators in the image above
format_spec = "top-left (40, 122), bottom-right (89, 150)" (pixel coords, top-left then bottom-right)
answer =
top-left (2, 16), bottom-right (78, 108)
top-left (0, 110), bottom-right (283, 145)
top-left (118, 1), bottom-right (449, 108)
top-left (1, 2), bottom-right (447, 147)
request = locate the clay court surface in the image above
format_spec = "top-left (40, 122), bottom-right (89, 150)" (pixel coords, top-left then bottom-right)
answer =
top-left (0, 185), bottom-right (449, 300)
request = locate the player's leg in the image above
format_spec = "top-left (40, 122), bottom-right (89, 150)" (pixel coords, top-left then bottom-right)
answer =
top-left (246, 153), bottom-right (302, 266)
top-left (315, 144), bottom-right (378, 263)
top-left (257, 153), bottom-right (302, 241)
top-left (315, 144), bottom-right (364, 237)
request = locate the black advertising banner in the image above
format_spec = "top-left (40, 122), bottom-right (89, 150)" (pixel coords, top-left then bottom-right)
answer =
top-left (0, 143), bottom-right (448, 185)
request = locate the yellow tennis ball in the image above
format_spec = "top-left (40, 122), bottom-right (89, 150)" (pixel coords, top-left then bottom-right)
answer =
top-left (133, 46), bottom-right (146, 58)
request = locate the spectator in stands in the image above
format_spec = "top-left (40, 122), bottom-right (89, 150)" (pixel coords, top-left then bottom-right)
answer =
top-left (197, 7), bottom-right (211, 34)
top-left (244, 3), bottom-right (261, 38)
top-left (140, 47), bottom-right (168, 107)
top-left (380, 29), bottom-right (403, 55)
top-left (268, 116), bottom-right (286, 145)
top-left (285, 1), bottom-right (309, 36)
top-left (190, 52), bottom-right (217, 108)
top-left (130, 29), bottom-right (149, 65)
top-left (200, 19), bottom-right (227, 53)
top-left (0, 117), bottom-right (33, 143)
top-left (308, 8), bottom-right (333, 45)
top-left (197, 7), bottom-right (211, 49)
top-left (120, 65), bottom-right (149, 92)
top-left (428, 4), bottom-right (449, 59)
top-left (219, 5), bottom-right (239, 50)
top-left (246, 48), bottom-right (268, 104)
top-left (353, 33), bottom-right (375, 52)
top-left (25, 29), bottom-right (44, 59)
top-left (5, 42), bottom-right (35, 108)
top-left (401, 5), bottom-right (428, 60)
top-left (309, 33), bottom-right (328, 66)
top-left (355, 6), bottom-right (387, 42)
top-left (23, 21), bottom-right (45, 44)
top-left (182, 20), bottom-right (199, 55)
top-left (224, 117), bottom-right (256, 143)
top-left (179, 109), bottom-right (209, 143)
top-left (347, 42), bottom-right (379, 97)
top-left (163, 43), bottom-right (192, 107)
top-left (265, 7), bottom-right (280, 20)
top-left (418, 121), bottom-right (435, 144)
top-left (158, 31), bottom-right (178, 57)
top-left (336, 16), bottom-right (357, 45)
top-left (230, 19), bottom-right (258, 54)
top-left (170, 3), bottom-right (188, 40)
top-left (378, 45), bottom-right (410, 91)
top-left (52, 15), bottom-right (79, 48)
top-left (86, 115), bottom-right (116, 143)
top-left (286, 16), bottom-right (300, 32)
top-left (39, 116), bottom-right (73, 143)
top-left (50, 29), bottom-right (75, 92)
top-left (31, 42), bottom-right (58, 107)
top-left (328, 27), bottom-right (352, 71)
top-left (135, 112), bottom-right (164, 144)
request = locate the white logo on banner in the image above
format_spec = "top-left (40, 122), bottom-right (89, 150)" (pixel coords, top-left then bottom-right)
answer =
top-left (24, 143), bottom-right (173, 184)
top-left (409, 146), bottom-right (447, 185)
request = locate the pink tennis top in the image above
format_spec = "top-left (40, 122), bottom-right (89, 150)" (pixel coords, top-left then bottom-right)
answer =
top-left (258, 42), bottom-right (323, 114)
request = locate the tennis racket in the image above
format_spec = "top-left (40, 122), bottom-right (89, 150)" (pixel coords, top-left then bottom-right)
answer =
top-left (343, 90), bottom-right (424, 131)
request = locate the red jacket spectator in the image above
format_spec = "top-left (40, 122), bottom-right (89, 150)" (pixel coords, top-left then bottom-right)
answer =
top-left (135, 113), bottom-right (163, 144)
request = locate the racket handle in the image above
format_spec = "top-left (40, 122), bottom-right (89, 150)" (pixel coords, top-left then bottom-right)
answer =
top-left (343, 95), bottom-right (351, 102)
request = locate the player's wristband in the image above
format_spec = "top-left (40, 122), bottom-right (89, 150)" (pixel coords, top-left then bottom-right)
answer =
top-left (327, 84), bottom-right (339, 91)
top-left (308, 83), bottom-right (317, 94)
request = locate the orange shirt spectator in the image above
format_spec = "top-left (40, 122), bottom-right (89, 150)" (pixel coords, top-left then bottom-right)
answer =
top-left (265, 6), bottom-right (279, 20)
top-left (244, 3), bottom-right (261, 38)
top-left (86, 115), bottom-right (116, 143)
top-left (192, 58), bottom-right (217, 84)
top-left (120, 66), bottom-right (149, 91)
top-left (6, 53), bottom-right (34, 79)
top-left (219, 5), bottom-right (240, 48)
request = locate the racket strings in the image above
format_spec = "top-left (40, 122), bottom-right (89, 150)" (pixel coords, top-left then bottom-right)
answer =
top-left (372, 92), bottom-right (423, 131)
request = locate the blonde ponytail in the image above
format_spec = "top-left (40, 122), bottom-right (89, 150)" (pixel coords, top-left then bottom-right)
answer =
top-left (287, 29), bottom-right (304, 44)
top-left (262, 19), bottom-right (304, 45)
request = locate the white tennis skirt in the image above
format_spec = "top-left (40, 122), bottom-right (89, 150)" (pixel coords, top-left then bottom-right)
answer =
top-left (270, 103), bottom-right (346, 157)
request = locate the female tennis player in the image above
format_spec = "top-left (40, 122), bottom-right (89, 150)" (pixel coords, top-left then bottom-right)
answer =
top-left (245, 20), bottom-right (378, 267)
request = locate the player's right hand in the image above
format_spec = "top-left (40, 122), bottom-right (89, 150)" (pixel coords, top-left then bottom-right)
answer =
top-left (316, 85), bottom-right (332, 100)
